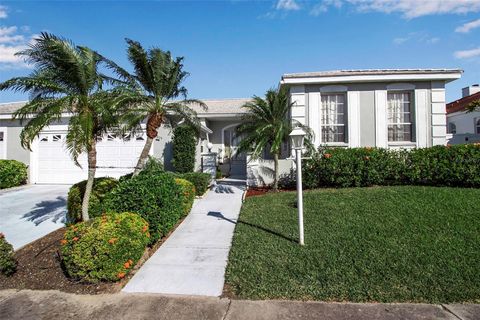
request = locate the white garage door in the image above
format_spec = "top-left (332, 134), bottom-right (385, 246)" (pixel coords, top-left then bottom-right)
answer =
top-left (36, 132), bottom-right (147, 184)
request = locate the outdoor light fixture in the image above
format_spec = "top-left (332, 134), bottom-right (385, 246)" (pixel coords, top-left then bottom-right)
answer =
top-left (289, 127), bottom-right (306, 246)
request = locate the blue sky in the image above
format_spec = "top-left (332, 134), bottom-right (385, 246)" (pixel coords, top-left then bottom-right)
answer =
top-left (0, 0), bottom-right (480, 103)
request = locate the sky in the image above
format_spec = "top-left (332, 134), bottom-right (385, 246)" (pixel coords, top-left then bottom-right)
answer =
top-left (0, 0), bottom-right (480, 103)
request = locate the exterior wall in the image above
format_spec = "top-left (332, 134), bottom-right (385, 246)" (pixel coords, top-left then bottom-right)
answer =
top-left (246, 157), bottom-right (293, 187)
top-left (0, 119), bottom-right (30, 165)
top-left (289, 81), bottom-right (444, 150)
top-left (152, 125), bottom-right (174, 171)
top-left (446, 110), bottom-right (480, 144)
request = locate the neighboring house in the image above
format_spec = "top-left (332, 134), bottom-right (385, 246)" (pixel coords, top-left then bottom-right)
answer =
top-left (0, 68), bottom-right (463, 186)
top-left (446, 84), bottom-right (480, 145)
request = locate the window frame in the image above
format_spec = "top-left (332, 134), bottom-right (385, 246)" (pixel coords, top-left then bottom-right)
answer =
top-left (319, 92), bottom-right (348, 145)
top-left (387, 90), bottom-right (415, 143)
top-left (448, 122), bottom-right (457, 135)
top-left (476, 118), bottom-right (480, 135)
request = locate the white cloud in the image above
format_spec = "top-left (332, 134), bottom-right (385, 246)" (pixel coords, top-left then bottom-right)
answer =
top-left (276, 0), bottom-right (301, 11)
top-left (0, 25), bottom-right (35, 69)
top-left (393, 32), bottom-right (440, 45)
top-left (455, 18), bottom-right (480, 33)
top-left (0, 5), bottom-right (7, 19)
top-left (310, 0), bottom-right (342, 16)
top-left (454, 47), bottom-right (480, 59)
top-left (310, 0), bottom-right (480, 18)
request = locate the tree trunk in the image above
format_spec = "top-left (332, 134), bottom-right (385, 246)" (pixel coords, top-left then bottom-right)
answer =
top-left (273, 152), bottom-right (279, 192)
top-left (132, 113), bottom-right (163, 176)
top-left (81, 141), bottom-right (97, 222)
top-left (132, 136), bottom-right (154, 176)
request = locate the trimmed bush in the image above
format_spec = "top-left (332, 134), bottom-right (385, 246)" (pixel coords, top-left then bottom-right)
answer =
top-left (175, 178), bottom-right (196, 216)
top-left (61, 212), bottom-right (149, 282)
top-left (177, 172), bottom-right (211, 196)
top-left (67, 177), bottom-right (119, 223)
top-left (0, 233), bottom-right (16, 276)
top-left (0, 160), bottom-right (28, 189)
top-left (303, 144), bottom-right (480, 189)
top-left (405, 144), bottom-right (480, 187)
top-left (172, 125), bottom-right (197, 173)
top-left (103, 172), bottom-right (183, 242)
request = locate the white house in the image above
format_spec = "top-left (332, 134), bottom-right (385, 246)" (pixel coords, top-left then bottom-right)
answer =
top-left (446, 84), bottom-right (480, 145)
top-left (0, 68), bottom-right (463, 186)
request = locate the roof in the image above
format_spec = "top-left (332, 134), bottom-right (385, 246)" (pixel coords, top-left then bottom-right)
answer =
top-left (282, 69), bottom-right (463, 79)
top-left (447, 91), bottom-right (480, 114)
top-left (0, 101), bottom-right (28, 115)
top-left (281, 69), bottom-right (463, 84)
top-left (0, 98), bottom-right (251, 116)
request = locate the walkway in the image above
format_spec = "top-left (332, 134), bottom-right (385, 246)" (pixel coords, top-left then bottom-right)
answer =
top-left (123, 178), bottom-right (246, 296)
top-left (1, 289), bottom-right (479, 320)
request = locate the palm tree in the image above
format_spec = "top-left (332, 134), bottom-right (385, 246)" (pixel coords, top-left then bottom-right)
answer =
top-left (113, 39), bottom-right (206, 176)
top-left (236, 86), bottom-right (312, 191)
top-left (0, 33), bottom-right (125, 221)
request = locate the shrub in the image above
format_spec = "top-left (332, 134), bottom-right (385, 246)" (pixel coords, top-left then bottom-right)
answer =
top-left (0, 160), bottom-right (28, 189)
top-left (140, 156), bottom-right (164, 176)
top-left (405, 144), bottom-right (480, 187)
top-left (103, 172), bottom-right (183, 242)
top-left (67, 177), bottom-right (119, 223)
top-left (175, 178), bottom-right (196, 216)
top-left (0, 233), bottom-right (16, 276)
top-left (172, 125), bottom-right (197, 173)
top-left (61, 212), bottom-right (149, 282)
top-left (302, 144), bottom-right (480, 189)
top-left (177, 172), bottom-right (211, 196)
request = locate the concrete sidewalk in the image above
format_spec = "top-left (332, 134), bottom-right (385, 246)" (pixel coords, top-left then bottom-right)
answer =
top-left (1, 290), bottom-right (479, 320)
top-left (122, 178), bottom-right (246, 296)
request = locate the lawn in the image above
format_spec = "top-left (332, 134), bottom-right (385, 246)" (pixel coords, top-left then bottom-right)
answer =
top-left (224, 186), bottom-right (480, 303)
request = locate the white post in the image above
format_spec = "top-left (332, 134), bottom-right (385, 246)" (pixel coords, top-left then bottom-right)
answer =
top-left (296, 148), bottom-right (304, 245)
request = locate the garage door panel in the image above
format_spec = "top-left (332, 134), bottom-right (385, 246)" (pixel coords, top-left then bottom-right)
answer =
top-left (36, 132), bottom-right (146, 184)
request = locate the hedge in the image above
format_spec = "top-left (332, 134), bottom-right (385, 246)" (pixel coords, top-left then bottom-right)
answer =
top-left (61, 212), bottom-right (149, 282)
top-left (103, 172), bottom-right (183, 243)
top-left (175, 178), bottom-right (196, 216)
top-left (0, 160), bottom-right (28, 189)
top-left (303, 144), bottom-right (480, 189)
top-left (0, 233), bottom-right (16, 276)
top-left (172, 125), bottom-right (197, 173)
top-left (177, 172), bottom-right (211, 196)
top-left (66, 177), bottom-right (119, 223)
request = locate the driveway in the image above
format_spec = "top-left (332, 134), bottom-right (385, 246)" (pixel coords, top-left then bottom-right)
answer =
top-left (0, 185), bottom-right (70, 250)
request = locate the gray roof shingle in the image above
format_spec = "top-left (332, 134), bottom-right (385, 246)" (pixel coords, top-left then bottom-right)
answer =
top-left (282, 68), bottom-right (463, 79)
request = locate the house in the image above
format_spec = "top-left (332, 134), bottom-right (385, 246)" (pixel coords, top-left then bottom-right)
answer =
top-left (0, 68), bottom-right (463, 186)
top-left (446, 84), bottom-right (480, 144)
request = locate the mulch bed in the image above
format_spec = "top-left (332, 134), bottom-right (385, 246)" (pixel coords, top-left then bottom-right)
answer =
top-left (245, 187), bottom-right (295, 198)
top-left (0, 217), bottom-right (185, 294)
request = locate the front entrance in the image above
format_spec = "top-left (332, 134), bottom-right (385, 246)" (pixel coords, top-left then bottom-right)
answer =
top-left (221, 125), bottom-right (246, 178)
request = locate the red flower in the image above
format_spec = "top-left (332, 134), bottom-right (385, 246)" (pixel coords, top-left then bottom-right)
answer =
top-left (142, 225), bottom-right (148, 233)
top-left (324, 153), bottom-right (332, 159)
top-left (108, 238), bottom-right (117, 244)
top-left (117, 272), bottom-right (126, 279)
top-left (124, 262), bottom-right (131, 269)
top-left (72, 237), bottom-right (79, 241)
top-left (60, 239), bottom-right (68, 245)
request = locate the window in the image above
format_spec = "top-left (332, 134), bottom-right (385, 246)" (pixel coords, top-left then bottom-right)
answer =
top-left (448, 122), bottom-right (457, 134)
top-left (0, 132), bottom-right (3, 142)
top-left (40, 136), bottom-right (48, 142)
top-left (52, 134), bottom-right (62, 142)
top-left (476, 119), bottom-right (480, 134)
top-left (321, 94), bottom-right (347, 143)
top-left (387, 92), bottom-right (413, 142)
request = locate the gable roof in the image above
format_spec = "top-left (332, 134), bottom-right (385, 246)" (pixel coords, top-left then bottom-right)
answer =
top-left (0, 101), bottom-right (28, 115)
top-left (447, 91), bottom-right (480, 114)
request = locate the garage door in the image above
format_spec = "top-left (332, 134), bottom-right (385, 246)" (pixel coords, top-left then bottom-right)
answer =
top-left (35, 132), bottom-right (147, 184)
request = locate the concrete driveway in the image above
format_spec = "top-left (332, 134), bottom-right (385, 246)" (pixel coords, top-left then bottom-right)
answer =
top-left (0, 185), bottom-right (70, 250)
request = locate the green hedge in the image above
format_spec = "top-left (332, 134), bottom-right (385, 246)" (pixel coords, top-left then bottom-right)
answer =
top-left (103, 172), bottom-right (183, 243)
top-left (303, 145), bottom-right (480, 189)
top-left (172, 125), bottom-right (197, 173)
top-left (0, 233), bottom-right (16, 276)
top-left (66, 177), bottom-right (119, 223)
top-left (175, 178), bottom-right (196, 216)
top-left (0, 160), bottom-right (28, 189)
top-left (176, 172), bottom-right (211, 196)
top-left (61, 212), bottom-right (149, 282)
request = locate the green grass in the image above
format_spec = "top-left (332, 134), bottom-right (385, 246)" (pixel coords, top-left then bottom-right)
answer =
top-left (225, 186), bottom-right (480, 303)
